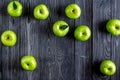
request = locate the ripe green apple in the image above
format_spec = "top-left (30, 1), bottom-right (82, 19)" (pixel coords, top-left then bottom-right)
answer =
top-left (7, 1), bottom-right (23, 17)
top-left (65, 4), bottom-right (81, 19)
top-left (1, 30), bottom-right (17, 46)
top-left (74, 25), bottom-right (91, 41)
top-left (100, 60), bottom-right (116, 76)
top-left (53, 20), bottom-right (69, 37)
top-left (21, 55), bottom-right (37, 71)
top-left (106, 19), bottom-right (120, 36)
top-left (34, 4), bottom-right (49, 20)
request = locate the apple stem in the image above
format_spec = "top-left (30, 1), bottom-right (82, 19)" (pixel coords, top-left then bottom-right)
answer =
top-left (60, 25), bottom-right (68, 30)
top-left (82, 32), bottom-right (87, 35)
top-left (39, 10), bottom-right (43, 14)
top-left (13, 1), bottom-right (17, 9)
top-left (72, 9), bottom-right (75, 13)
top-left (115, 26), bottom-right (119, 30)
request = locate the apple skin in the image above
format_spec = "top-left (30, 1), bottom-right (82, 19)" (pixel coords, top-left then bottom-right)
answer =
top-left (65, 4), bottom-right (81, 19)
top-left (74, 25), bottom-right (91, 41)
top-left (34, 4), bottom-right (49, 20)
top-left (7, 1), bottom-right (23, 17)
top-left (100, 60), bottom-right (116, 76)
top-left (106, 19), bottom-right (120, 36)
top-left (21, 55), bottom-right (37, 71)
top-left (53, 20), bottom-right (69, 37)
top-left (1, 30), bottom-right (17, 46)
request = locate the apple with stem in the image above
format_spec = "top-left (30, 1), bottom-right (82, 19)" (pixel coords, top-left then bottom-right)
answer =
top-left (1, 30), bottom-right (17, 46)
top-left (21, 55), bottom-right (37, 71)
top-left (106, 19), bottom-right (120, 36)
top-left (100, 60), bottom-right (116, 76)
top-left (74, 25), bottom-right (91, 41)
top-left (65, 4), bottom-right (81, 19)
top-left (53, 20), bottom-right (69, 37)
top-left (7, 0), bottom-right (23, 17)
top-left (34, 4), bottom-right (49, 20)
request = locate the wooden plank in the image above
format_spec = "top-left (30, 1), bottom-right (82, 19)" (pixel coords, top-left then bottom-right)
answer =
top-left (1, 0), bottom-right (20, 80)
top-left (111, 0), bottom-right (120, 80)
top-left (75, 0), bottom-right (93, 80)
top-left (92, 0), bottom-right (116, 80)
top-left (0, 0), bottom-right (3, 80)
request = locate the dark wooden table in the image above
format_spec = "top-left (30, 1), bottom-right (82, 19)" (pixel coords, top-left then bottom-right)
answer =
top-left (0, 0), bottom-right (120, 80)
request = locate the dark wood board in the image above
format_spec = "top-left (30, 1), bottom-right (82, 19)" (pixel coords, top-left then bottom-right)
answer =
top-left (0, 0), bottom-right (120, 80)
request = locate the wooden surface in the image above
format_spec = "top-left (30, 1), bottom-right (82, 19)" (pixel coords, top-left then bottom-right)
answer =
top-left (0, 0), bottom-right (120, 80)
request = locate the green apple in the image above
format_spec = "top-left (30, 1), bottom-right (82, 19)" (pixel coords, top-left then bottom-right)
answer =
top-left (100, 60), bottom-right (116, 76)
top-left (21, 55), bottom-right (37, 71)
top-left (74, 25), bottom-right (91, 41)
top-left (7, 1), bottom-right (23, 17)
top-left (65, 4), bottom-right (81, 19)
top-left (34, 4), bottom-right (49, 20)
top-left (53, 20), bottom-right (69, 37)
top-left (1, 30), bottom-right (17, 46)
top-left (106, 19), bottom-right (120, 36)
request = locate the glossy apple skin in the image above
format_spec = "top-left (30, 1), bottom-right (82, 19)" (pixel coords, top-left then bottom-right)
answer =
top-left (21, 55), bottom-right (37, 71)
top-left (106, 19), bottom-right (120, 36)
top-left (53, 20), bottom-right (69, 37)
top-left (7, 1), bottom-right (23, 17)
top-left (65, 4), bottom-right (81, 19)
top-left (100, 60), bottom-right (116, 76)
top-left (34, 4), bottom-right (49, 20)
top-left (74, 25), bottom-right (91, 41)
top-left (1, 30), bottom-right (17, 46)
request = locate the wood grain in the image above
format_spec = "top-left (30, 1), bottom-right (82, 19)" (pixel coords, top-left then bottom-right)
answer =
top-left (92, 0), bottom-right (116, 80)
top-left (0, 0), bottom-right (120, 80)
top-left (75, 0), bottom-right (93, 80)
top-left (111, 0), bottom-right (120, 80)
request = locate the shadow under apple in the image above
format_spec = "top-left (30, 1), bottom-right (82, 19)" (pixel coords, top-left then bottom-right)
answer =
top-left (22, 3), bottom-right (34, 20)
top-left (0, 3), bottom-right (8, 17)
top-left (98, 20), bottom-right (109, 34)
top-left (66, 27), bottom-right (75, 40)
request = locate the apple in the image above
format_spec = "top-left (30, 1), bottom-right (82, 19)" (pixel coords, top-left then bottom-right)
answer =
top-left (74, 25), bottom-right (91, 41)
top-left (34, 4), bottom-right (49, 20)
top-left (106, 19), bottom-right (120, 36)
top-left (100, 60), bottom-right (116, 76)
top-left (7, 1), bottom-right (23, 17)
top-left (1, 30), bottom-right (17, 46)
top-left (21, 55), bottom-right (37, 71)
top-left (53, 20), bottom-right (69, 37)
top-left (65, 4), bottom-right (81, 19)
